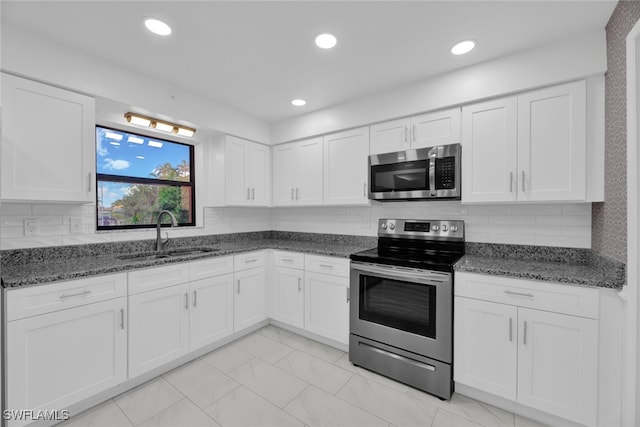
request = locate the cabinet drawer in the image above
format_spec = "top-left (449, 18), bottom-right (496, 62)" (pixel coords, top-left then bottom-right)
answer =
top-left (190, 256), bottom-right (234, 281)
top-left (305, 255), bottom-right (350, 277)
top-left (455, 272), bottom-right (599, 319)
top-left (273, 251), bottom-right (304, 269)
top-left (128, 263), bottom-right (190, 295)
top-left (234, 251), bottom-right (265, 271)
top-left (7, 273), bottom-right (127, 321)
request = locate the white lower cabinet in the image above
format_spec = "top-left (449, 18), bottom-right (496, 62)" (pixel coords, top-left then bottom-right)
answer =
top-left (128, 257), bottom-right (235, 377)
top-left (271, 251), bottom-right (305, 328)
top-left (128, 283), bottom-right (190, 377)
top-left (189, 273), bottom-right (234, 350)
top-left (454, 272), bottom-right (599, 426)
top-left (304, 255), bottom-right (350, 345)
top-left (234, 252), bottom-right (267, 331)
top-left (6, 274), bottom-right (127, 427)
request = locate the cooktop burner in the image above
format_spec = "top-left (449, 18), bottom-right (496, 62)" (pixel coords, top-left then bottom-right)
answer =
top-left (350, 219), bottom-right (465, 272)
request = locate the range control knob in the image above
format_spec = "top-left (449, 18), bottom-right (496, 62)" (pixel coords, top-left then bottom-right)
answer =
top-left (450, 225), bottom-right (458, 232)
top-left (389, 223), bottom-right (396, 230)
top-left (381, 223), bottom-right (387, 230)
top-left (442, 225), bottom-right (449, 232)
top-left (431, 225), bottom-right (440, 231)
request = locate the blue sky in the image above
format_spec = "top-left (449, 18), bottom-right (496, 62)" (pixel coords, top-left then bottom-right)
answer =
top-left (96, 126), bottom-right (190, 179)
top-left (96, 127), bottom-right (191, 207)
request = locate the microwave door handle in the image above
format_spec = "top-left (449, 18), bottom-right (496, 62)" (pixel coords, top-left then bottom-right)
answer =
top-left (428, 147), bottom-right (437, 197)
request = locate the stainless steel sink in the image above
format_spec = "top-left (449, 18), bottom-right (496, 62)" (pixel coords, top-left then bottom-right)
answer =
top-left (117, 247), bottom-right (218, 261)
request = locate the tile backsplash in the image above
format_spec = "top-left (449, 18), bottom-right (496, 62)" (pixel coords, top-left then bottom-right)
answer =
top-left (0, 201), bottom-right (591, 250)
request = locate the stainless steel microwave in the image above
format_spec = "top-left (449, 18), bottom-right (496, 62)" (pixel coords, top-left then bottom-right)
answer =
top-left (368, 143), bottom-right (461, 201)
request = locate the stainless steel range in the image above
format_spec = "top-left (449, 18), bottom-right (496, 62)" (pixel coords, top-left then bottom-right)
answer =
top-left (349, 219), bottom-right (465, 400)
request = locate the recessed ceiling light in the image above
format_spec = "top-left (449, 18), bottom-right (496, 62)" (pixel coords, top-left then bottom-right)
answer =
top-left (315, 33), bottom-right (337, 49)
top-left (291, 99), bottom-right (307, 107)
top-left (145, 18), bottom-right (172, 36)
top-left (451, 40), bottom-right (476, 55)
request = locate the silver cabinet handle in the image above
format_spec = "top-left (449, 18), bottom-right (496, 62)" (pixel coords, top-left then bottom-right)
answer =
top-left (184, 293), bottom-right (189, 310)
top-left (88, 173), bottom-right (93, 191)
top-left (298, 277), bottom-right (302, 292)
top-left (281, 258), bottom-right (294, 262)
top-left (246, 187), bottom-right (251, 200)
top-left (319, 264), bottom-right (334, 269)
top-left (504, 290), bottom-right (534, 298)
top-left (523, 321), bottom-right (528, 345)
top-left (193, 290), bottom-right (197, 308)
top-left (60, 289), bottom-right (92, 300)
top-left (237, 279), bottom-right (241, 294)
top-left (509, 172), bottom-right (513, 193)
top-left (509, 318), bottom-right (513, 342)
top-left (252, 188), bottom-right (255, 200)
top-left (245, 258), bottom-right (258, 264)
top-left (120, 308), bottom-right (125, 330)
top-left (346, 287), bottom-right (350, 303)
top-left (522, 171), bottom-right (526, 192)
top-left (296, 187), bottom-right (299, 200)
top-left (404, 126), bottom-right (408, 142)
top-left (412, 124), bottom-right (416, 141)
top-left (363, 183), bottom-right (367, 197)
top-left (291, 188), bottom-right (295, 200)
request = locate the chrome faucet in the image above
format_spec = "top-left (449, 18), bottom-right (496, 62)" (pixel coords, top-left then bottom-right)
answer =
top-left (156, 210), bottom-right (178, 251)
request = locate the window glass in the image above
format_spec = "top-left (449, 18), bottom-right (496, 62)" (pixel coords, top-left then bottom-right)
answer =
top-left (96, 126), bottom-right (195, 229)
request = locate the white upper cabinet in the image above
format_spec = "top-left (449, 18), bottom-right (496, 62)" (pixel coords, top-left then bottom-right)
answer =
top-left (517, 82), bottom-right (586, 201)
top-left (1, 73), bottom-right (96, 202)
top-left (462, 81), bottom-right (588, 203)
top-left (462, 97), bottom-right (518, 203)
top-left (225, 135), bottom-right (271, 206)
top-left (272, 137), bottom-right (323, 206)
top-left (370, 108), bottom-right (461, 155)
top-left (323, 126), bottom-right (370, 205)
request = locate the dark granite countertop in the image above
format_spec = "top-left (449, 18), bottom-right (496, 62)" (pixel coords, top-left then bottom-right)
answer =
top-left (454, 243), bottom-right (626, 290)
top-left (1, 232), bottom-right (376, 288)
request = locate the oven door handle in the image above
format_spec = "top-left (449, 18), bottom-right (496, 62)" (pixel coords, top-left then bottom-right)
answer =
top-left (351, 262), bottom-right (449, 284)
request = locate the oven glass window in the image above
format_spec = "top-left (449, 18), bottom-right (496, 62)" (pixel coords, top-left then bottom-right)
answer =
top-left (359, 274), bottom-right (436, 338)
top-left (370, 160), bottom-right (429, 193)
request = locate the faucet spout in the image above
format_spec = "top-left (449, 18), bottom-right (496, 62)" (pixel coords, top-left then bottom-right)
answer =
top-left (156, 210), bottom-right (178, 251)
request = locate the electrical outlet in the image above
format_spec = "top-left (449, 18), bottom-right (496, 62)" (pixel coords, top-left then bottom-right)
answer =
top-left (24, 218), bottom-right (39, 236)
top-left (70, 217), bottom-right (83, 234)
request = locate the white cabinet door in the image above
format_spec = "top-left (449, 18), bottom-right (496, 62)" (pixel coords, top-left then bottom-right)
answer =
top-left (323, 126), bottom-right (370, 205)
top-left (296, 137), bottom-right (323, 205)
top-left (234, 267), bottom-right (266, 331)
top-left (6, 298), bottom-right (126, 427)
top-left (1, 73), bottom-right (95, 202)
top-left (273, 266), bottom-right (304, 328)
top-left (249, 142), bottom-right (271, 206)
top-left (304, 271), bottom-right (350, 344)
top-left (517, 308), bottom-right (598, 426)
top-left (272, 143), bottom-right (298, 206)
top-left (189, 273), bottom-right (234, 351)
top-left (370, 118), bottom-right (410, 155)
top-left (462, 97), bottom-right (518, 203)
top-left (411, 108), bottom-right (461, 149)
top-left (225, 136), bottom-right (250, 205)
top-left (128, 283), bottom-right (190, 377)
top-left (454, 297), bottom-right (517, 400)
top-left (517, 81), bottom-right (586, 201)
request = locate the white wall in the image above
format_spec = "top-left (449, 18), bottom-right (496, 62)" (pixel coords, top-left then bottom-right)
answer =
top-left (271, 30), bottom-right (607, 143)
top-left (1, 24), bottom-right (271, 144)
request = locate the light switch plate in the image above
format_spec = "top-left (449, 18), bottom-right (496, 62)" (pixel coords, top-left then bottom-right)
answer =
top-left (24, 218), bottom-right (39, 236)
top-left (70, 217), bottom-right (83, 234)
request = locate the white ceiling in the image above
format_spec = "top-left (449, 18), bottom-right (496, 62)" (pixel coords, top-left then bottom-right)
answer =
top-left (2, 1), bottom-right (617, 124)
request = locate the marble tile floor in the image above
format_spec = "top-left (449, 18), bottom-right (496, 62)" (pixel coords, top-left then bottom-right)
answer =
top-left (59, 326), bottom-right (548, 427)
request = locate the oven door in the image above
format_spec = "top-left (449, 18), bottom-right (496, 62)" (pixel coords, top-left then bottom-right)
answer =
top-left (349, 262), bottom-right (452, 363)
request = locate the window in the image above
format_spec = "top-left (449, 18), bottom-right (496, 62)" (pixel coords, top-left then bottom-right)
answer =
top-left (96, 126), bottom-right (195, 230)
